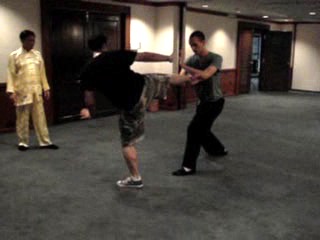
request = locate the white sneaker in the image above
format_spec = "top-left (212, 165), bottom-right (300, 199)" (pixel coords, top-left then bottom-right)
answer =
top-left (116, 177), bottom-right (143, 189)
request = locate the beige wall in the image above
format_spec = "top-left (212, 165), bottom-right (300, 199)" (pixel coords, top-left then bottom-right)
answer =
top-left (185, 11), bottom-right (238, 69)
top-left (128, 4), bottom-right (158, 73)
top-left (0, 0), bottom-right (41, 83)
top-left (292, 24), bottom-right (320, 91)
top-left (118, 4), bottom-right (179, 74)
top-left (154, 6), bottom-right (180, 74)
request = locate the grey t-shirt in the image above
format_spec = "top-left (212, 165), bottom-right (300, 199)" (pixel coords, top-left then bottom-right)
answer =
top-left (186, 52), bottom-right (223, 102)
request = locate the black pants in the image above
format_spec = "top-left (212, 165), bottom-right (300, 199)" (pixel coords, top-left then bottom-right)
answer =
top-left (182, 98), bottom-right (225, 170)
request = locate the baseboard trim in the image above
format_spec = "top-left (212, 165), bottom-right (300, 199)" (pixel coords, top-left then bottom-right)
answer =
top-left (290, 89), bottom-right (320, 95)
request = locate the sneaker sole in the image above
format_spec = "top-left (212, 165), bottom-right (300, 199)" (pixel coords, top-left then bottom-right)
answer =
top-left (116, 182), bottom-right (144, 189)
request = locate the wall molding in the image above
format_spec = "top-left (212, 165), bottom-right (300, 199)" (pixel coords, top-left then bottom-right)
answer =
top-left (186, 6), bottom-right (320, 25)
top-left (290, 89), bottom-right (320, 94)
top-left (112, 0), bottom-right (185, 7)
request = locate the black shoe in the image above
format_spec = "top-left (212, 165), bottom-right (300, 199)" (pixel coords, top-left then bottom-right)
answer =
top-left (40, 144), bottom-right (59, 150)
top-left (212, 149), bottom-right (228, 156)
top-left (172, 168), bottom-right (195, 176)
top-left (18, 145), bottom-right (29, 151)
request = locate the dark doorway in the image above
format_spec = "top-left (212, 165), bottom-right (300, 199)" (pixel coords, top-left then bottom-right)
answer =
top-left (250, 33), bottom-right (262, 92)
top-left (260, 31), bottom-right (292, 91)
top-left (236, 22), bottom-right (269, 94)
top-left (41, 1), bottom-right (130, 123)
top-left (236, 22), bottom-right (293, 94)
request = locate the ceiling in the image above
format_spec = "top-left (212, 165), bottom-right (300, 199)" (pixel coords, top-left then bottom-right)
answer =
top-left (137, 0), bottom-right (320, 23)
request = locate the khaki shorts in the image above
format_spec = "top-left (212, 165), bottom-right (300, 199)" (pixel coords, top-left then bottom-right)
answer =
top-left (119, 74), bottom-right (170, 147)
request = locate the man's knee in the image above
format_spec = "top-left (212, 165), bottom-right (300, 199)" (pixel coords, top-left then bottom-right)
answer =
top-left (122, 145), bottom-right (137, 161)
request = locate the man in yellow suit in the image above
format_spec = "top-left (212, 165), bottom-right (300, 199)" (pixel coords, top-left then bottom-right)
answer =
top-left (6, 30), bottom-right (59, 151)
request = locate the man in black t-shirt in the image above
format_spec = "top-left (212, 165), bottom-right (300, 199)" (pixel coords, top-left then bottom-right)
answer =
top-left (80, 35), bottom-right (191, 188)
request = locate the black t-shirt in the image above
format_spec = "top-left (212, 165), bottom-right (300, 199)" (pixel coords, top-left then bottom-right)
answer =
top-left (80, 50), bottom-right (145, 111)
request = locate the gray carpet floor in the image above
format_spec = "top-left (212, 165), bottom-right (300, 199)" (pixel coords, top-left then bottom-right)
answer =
top-left (0, 92), bottom-right (319, 240)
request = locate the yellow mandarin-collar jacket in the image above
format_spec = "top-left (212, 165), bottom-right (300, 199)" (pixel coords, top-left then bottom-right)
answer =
top-left (6, 47), bottom-right (50, 106)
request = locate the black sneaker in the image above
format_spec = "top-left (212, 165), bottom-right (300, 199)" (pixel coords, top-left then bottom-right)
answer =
top-left (40, 144), bottom-right (59, 150)
top-left (172, 168), bottom-right (195, 176)
top-left (116, 177), bottom-right (143, 189)
top-left (18, 145), bottom-right (29, 151)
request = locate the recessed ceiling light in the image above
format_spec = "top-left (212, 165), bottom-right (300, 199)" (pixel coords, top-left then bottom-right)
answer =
top-left (309, 12), bottom-right (317, 16)
top-left (202, 5), bottom-right (209, 8)
top-left (262, 15), bottom-right (269, 19)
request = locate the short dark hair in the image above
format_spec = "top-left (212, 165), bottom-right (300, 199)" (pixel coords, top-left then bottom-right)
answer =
top-left (19, 30), bottom-right (35, 41)
top-left (88, 34), bottom-right (107, 52)
top-left (189, 31), bottom-right (206, 41)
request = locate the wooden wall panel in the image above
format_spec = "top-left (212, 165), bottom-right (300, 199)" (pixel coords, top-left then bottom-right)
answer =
top-left (160, 69), bottom-right (236, 109)
top-left (0, 83), bottom-right (54, 133)
top-left (160, 86), bottom-right (186, 110)
top-left (221, 69), bottom-right (237, 96)
top-left (0, 84), bottom-right (16, 132)
top-left (185, 69), bottom-right (237, 103)
top-left (185, 84), bottom-right (197, 103)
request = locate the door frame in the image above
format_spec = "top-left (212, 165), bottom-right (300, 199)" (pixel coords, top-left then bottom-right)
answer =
top-left (236, 21), bottom-right (269, 94)
top-left (40, 0), bottom-right (131, 123)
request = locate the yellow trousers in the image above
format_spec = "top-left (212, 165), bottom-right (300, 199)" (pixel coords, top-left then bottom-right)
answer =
top-left (16, 100), bottom-right (52, 147)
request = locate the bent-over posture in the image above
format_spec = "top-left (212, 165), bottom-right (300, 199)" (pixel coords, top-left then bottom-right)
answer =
top-left (80, 36), bottom-right (191, 188)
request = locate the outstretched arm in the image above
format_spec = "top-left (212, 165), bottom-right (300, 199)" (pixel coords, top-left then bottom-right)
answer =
top-left (135, 52), bottom-right (173, 62)
top-left (169, 74), bottom-right (191, 85)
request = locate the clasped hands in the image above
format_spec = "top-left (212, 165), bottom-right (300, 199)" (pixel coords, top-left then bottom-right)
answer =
top-left (178, 49), bottom-right (201, 85)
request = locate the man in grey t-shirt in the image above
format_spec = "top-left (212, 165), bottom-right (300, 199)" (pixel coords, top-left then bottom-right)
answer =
top-left (172, 31), bottom-right (228, 176)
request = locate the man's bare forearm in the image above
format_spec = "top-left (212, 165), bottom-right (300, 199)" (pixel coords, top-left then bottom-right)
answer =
top-left (181, 63), bottom-right (218, 80)
top-left (135, 52), bottom-right (173, 62)
top-left (169, 74), bottom-right (191, 85)
top-left (180, 63), bottom-right (202, 76)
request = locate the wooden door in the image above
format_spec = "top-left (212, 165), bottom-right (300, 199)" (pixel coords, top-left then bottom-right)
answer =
top-left (236, 29), bottom-right (253, 94)
top-left (51, 9), bottom-right (87, 121)
top-left (87, 13), bottom-right (123, 116)
top-left (50, 10), bottom-right (123, 121)
top-left (88, 13), bottom-right (121, 50)
top-left (260, 31), bottom-right (292, 91)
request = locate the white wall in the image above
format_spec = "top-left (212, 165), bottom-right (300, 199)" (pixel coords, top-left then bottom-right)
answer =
top-left (292, 24), bottom-right (320, 91)
top-left (185, 11), bottom-right (238, 69)
top-left (154, 6), bottom-right (179, 74)
top-left (0, 0), bottom-right (41, 83)
top-left (129, 4), bottom-right (158, 73)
